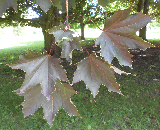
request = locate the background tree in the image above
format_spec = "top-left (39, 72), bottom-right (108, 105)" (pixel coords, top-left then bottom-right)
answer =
top-left (103, 0), bottom-right (160, 40)
top-left (0, 0), bottom-right (159, 49)
top-left (13, 23), bottom-right (25, 36)
top-left (150, 0), bottom-right (160, 22)
top-left (135, 0), bottom-right (160, 40)
top-left (0, 0), bottom-right (64, 56)
top-left (128, 0), bottom-right (159, 40)
top-left (136, 0), bottom-right (150, 41)
top-left (60, 0), bottom-right (106, 40)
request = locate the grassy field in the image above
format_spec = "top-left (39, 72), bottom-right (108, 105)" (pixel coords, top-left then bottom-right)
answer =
top-left (148, 39), bottom-right (160, 45)
top-left (0, 39), bottom-right (160, 129)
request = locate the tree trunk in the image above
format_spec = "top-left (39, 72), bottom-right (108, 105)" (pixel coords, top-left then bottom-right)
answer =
top-left (80, 14), bottom-right (85, 40)
top-left (139, 26), bottom-right (147, 41)
top-left (80, 22), bottom-right (85, 40)
top-left (137, 0), bottom-right (144, 12)
top-left (138, 0), bottom-right (150, 41)
top-left (41, 6), bottom-right (61, 57)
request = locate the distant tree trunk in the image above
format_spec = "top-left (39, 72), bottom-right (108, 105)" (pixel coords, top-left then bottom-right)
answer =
top-left (142, 0), bottom-right (150, 41)
top-left (80, 7), bottom-right (85, 40)
top-left (80, 22), bottom-right (85, 40)
top-left (41, 6), bottom-right (61, 57)
top-left (137, 0), bottom-right (150, 41)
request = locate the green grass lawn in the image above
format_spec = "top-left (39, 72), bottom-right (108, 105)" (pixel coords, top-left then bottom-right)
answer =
top-left (148, 39), bottom-right (160, 45)
top-left (0, 39), bottom-right (160, 129)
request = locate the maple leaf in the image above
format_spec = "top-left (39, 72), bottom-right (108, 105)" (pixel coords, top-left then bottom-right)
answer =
top-left (47, 22), bottom-right (74, 42)
top-left (95, 6), bottom-right (154, 68)
top-left (58, 37), bottom-right (83, 63)
top-left (72, 53), bottom-right (122, 98)
top-left (36, 0), bottom-right (52, 13)
top-left (8, 49), bottom-right (69, 100)
top-left (110, 66), bottom-right (136, 76)
top-left (13, 79), bottom-right (81, 127)
top-left (0, 0), bottom-right (17, 17)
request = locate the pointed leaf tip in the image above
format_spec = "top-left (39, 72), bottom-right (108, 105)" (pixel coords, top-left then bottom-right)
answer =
top-left (9, 49), bottom-right (69, 101)
top-left (73, 53), bottom-right (123, 98)
top-left (96, 7), bottom-right (153, 67)
top-left (14, 80), bottom-right (80, 127)
top-left (110, 66), bottom-right (131, 75)
top-left (58, 38), bottom-right (83, 63)
top-left (0, 0), bottom-right (17, 17)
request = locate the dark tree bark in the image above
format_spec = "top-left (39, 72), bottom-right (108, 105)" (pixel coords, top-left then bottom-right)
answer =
top-left (80, 15), bottom-right (85, 40)
top-left (42, 28), bottom-right (61, 57)
top-left (137, 0), bottom-right (150, 41)
top-left (137, 0), bottom-right (144, 12)
top-left (41, 6), bottom-right (61, 57)
top-left (0, 5), bottom-right (62, 57)
top-left (80, 22), bottom-right (85, 40)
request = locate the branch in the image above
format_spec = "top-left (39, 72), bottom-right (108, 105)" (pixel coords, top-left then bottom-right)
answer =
top-left (0, 17), bottom-right (42, 27)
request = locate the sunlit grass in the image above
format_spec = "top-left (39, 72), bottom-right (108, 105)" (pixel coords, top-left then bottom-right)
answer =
top-left (148, 38), bottom-right (160, 45)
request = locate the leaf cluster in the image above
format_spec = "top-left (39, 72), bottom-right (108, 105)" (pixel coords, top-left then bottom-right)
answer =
top-left (0, 0), bottom-right (157, 128)
top-left (6, 5), bottom-right (155, 127)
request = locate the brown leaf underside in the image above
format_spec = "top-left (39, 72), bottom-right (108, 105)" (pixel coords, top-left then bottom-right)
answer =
top-left (96, 6), bottom-right (154, 67)
top-left (73, 53), bottom-right (122, 98)
top-left (7, 6), bottom-right (155, 127)
top-left (13, 79), bottom-right (81, 127)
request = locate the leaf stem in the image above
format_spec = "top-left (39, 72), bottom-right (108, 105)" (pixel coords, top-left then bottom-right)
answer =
top-left (67, 14), bottom-right (103, 31)
top-left (63, 14), bottom-right (104, 57)
top-left (66, 0), bottom-right (69, 29)
top-left (63, 13), bottom-right (104, 57)
top-left (49, 42), bottom-right (56, 55)
top-left (49, 0), bottom-right (54, 6)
